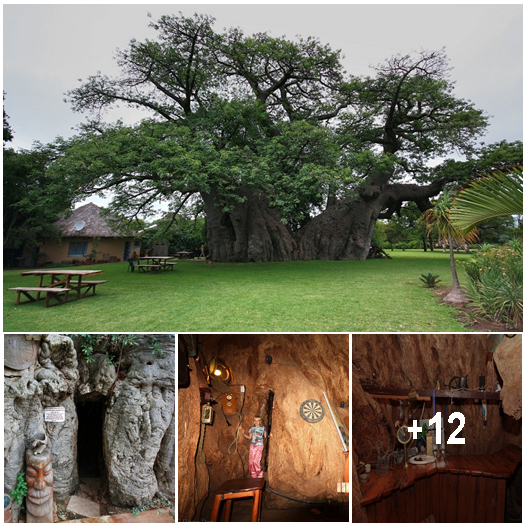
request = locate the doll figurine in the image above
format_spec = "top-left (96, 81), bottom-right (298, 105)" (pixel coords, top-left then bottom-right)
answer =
top-left (242, 416), bottom-right (267, 478)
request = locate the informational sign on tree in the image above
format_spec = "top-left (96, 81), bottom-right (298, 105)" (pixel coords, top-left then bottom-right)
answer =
top-left (44, 407), bottom-right (65, 422)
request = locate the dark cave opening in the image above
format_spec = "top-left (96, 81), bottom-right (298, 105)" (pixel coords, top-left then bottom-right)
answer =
top-left (76, 398), bottom-right (104, 478)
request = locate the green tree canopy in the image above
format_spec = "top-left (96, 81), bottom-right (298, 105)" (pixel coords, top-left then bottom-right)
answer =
top-left (52, 15), bottom-right (491, 261)
top-left (4, 141), bottom-right (73, 258)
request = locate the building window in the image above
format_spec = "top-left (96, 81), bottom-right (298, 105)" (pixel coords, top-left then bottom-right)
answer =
top-left (68, 242), bottom-right (88, 257)
top-left (134, 240), bottom-right (141, 249)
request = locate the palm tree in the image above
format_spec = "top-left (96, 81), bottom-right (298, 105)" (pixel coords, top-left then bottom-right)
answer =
top-left (421, 190), bottom-right (478, 304)
top-left (450, 166), bottom-right (523, 231)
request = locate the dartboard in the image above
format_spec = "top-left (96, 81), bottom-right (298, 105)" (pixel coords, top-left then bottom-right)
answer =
top-left (300, 399), bottom-right (324, 423)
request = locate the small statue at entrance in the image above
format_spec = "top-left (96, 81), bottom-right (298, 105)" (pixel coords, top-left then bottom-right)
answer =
top-left (25, 434), bottom-right (53, 523)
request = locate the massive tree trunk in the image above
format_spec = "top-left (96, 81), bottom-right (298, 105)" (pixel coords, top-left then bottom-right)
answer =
top-left (296, 196), bottom-right (380, 260)
top-left (201, 187), bottom-right (297, 262)
top-left (296, 168), bottom-right (395, 260)
top-left (296, 179), bottom-right (445, 260)
top-left (202, 177), bottom-right (444, 262)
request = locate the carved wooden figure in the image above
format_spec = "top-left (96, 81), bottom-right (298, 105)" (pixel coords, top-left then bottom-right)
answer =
top-left (25, 445), bottom-right (53, 523)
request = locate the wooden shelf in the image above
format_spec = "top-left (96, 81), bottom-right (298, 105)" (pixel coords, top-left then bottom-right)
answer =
top-left (361, 386), bottom-right (501, 400)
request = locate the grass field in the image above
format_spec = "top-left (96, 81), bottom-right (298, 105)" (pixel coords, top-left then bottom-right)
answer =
top-left (3, 250), bottom-right (475, 332)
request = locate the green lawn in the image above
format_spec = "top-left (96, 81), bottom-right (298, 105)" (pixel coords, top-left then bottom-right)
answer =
top-left (3, 250), bottom-right (475, 332)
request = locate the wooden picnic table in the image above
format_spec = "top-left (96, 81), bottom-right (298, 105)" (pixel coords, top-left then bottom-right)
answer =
top-left (9, 269), bottom-right (106, 307)
top-left (136, 256), bottom-right (179, 272)
top-left (174, 251), bottom-right (193, 259)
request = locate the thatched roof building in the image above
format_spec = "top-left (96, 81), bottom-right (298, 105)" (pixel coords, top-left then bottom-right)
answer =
top-left (39, 203), bottom-right (141, 264)
top-left (54, 202), bottom-right (126, 238)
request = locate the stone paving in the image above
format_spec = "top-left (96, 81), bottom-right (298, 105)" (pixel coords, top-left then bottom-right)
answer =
top-left (58, 507), bottom-right (174, 523)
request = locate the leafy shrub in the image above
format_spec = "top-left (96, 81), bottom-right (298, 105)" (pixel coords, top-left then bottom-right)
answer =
top-left (420, 273), bottom-right (441, 288)
top-left (407, 240), bottom-right (423, 250)
top-left (12, 472), bottom-right (27, 507)
top-left (478, 242), bottom-right (494, 253)
top-left (68, 334), bottom-right (138, 365)
top-left (148, 336), bottom-right (165, 358)
top-left (393, 242), bottom-right (408, 251)
top-left (464, 242), bottom-right (523, 328)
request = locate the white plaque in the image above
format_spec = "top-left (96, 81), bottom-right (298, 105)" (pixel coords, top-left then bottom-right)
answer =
top-left (45, 407), bottom-right (65, 422)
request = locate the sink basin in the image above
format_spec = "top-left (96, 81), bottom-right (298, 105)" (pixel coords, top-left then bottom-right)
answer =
top-left (409, 455), bottom-right (436, 465)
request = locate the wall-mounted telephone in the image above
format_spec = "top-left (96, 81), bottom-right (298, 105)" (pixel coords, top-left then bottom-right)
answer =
top-left (222, 392), bottom-right (237, 415)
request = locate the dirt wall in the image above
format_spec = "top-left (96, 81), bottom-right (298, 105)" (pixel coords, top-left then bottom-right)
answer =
top-left (177, 336), bottom-right (210, 520)
top-left (198, 334), bottom-right (349, 513)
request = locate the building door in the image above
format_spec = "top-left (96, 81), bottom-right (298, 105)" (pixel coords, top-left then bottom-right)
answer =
top-left (123, 241), bottom-right (131, 262)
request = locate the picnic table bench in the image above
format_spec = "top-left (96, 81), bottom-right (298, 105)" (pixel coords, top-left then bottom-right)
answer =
top-left (137, 264), bottom-right (162, 273)
top-left (68, 280), bottom-right (108, 295)
top-left (8, 269), bottom-right (106, 307)
top-left (8, 287), bottom-right (73, 307)
top-left (135, 256), bottom-right (178, 272)
top-left (174, 251), bottom-right (193, 259)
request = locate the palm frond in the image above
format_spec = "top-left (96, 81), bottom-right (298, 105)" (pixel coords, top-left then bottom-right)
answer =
top-left (450, 166), bottom-right (523, 231)
top-left (420, 189), bottom-right (478, 244)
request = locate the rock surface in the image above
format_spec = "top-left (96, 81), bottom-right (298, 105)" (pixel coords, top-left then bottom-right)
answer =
top-left (67, 496), bottom-right (101, 518)
top-left (104, 335), bottom-right (175, 506)
top-left (4, 335), bottom-right (80, 499)
top-left (493, 335), bottom-right (522, 420)
top-left (78, 353), bottom-right (116, 399)
top-left (178, 335), bottom-right (210, 521)
top-left (3, 334), bottom-right (175, 510)
top-left (154, 412), bottom-right (175, 498)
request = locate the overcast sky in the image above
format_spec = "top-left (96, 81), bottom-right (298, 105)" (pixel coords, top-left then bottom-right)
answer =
top-left (4, 3), bottom-right (523, 154)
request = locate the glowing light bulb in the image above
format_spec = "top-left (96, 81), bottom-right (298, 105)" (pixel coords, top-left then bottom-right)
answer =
top-left (214, 369), bottom-right (221, 376)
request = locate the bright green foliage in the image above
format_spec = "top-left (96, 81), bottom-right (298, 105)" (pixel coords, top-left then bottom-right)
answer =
top-left (382, 202), bottom-right (432, 251)
top-left (341, 49), bottom-right (488, 176)
top-left (430, 140), bottom-right (523, 189)
top-left (140, 215), bottom-right (206, 253)
top-left (12, 472), bottom-right (27, 506)
top-left (420, 273), bottom-right (441, 288)
top-left (148, 336), bottom-right (164, 358)
top-left (50, 121), bottom-right (212, 224)
top-left (421, 190), bottom-right (478, 246)
top-left (3, 94), bottom-right (13, 144)
top-left (464, 243), bottom-right (523, 328)
top-left (4, 143), bottom-right (73, 255)
top-left (70, 334), bottom-right (138, 365)
top-left (450, 167), bottom-right (523, 231)
top-left (62, 17), bottom-right (489, 248)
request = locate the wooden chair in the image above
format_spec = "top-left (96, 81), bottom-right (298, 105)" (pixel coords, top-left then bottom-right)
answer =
top-left (211, 478), bottom-right (265, 522)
